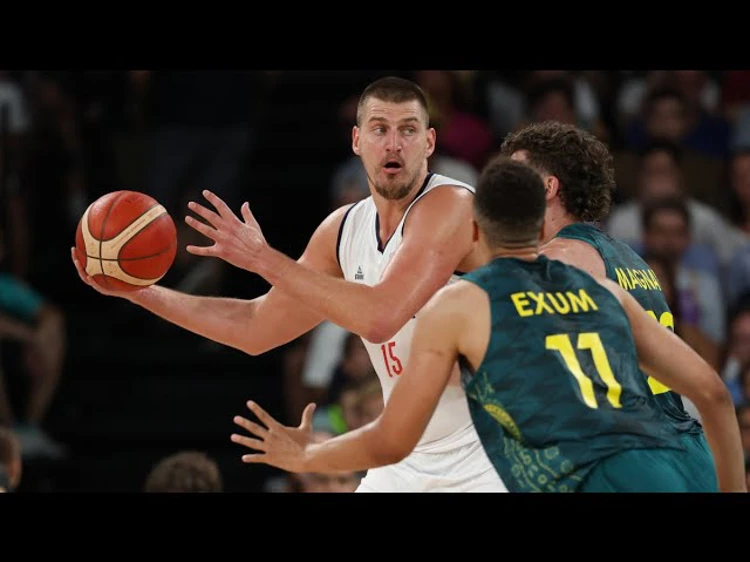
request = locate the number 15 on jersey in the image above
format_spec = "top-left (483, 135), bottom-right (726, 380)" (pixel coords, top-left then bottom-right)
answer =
top-left (381, 341), bottom-right (403, 377)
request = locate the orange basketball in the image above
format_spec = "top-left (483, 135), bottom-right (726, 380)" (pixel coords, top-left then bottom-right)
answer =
top-left (74, 190), bottom-right (178, 292)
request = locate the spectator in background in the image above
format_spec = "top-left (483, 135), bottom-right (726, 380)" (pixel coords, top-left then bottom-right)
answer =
top-left (322, 333), bottom-right (377, 406)
top-left (321, 373), bottom-right (383, 435)
top-left (517, 75), bottom-right (610, 143)
top-left (415, 70), bottom-right (494, 171)
top-left (720, 71), bottom-right (750, 125)
top-left (309, 334), bottom-right (378, 434)
top-left (481, 71), bottom-right (605, 145)
top-left (724, 149), bottom-right (750, 307)
top-left (626, 77), bottom-right (730, 160)
top-left (729, 362), bottom-right (750, 406)
top-left (144, 450), bottom-right (223, 493)
top-left (615, 84), bottom-right (728, 210)
top-left (330, 156), bottom-right (370, 208)
top-left (0, 276), bottom-right (67, 460)
top-left (722, 300), bottom-right (750, 391)
top-left (0, 426), bottom-right (21, 492)
top-left (0, 72), bottom-right (69, 461)
top-left (605, 140), bottom-right (744, 271)
top-left (346, 376), bottom-right (384, 429)
top-left (640, 197), bottom-right (726, 350)
top-left (727, 247), bottom-right (750, 311)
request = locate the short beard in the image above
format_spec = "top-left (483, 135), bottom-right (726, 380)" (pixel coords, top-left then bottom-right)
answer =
top-left (372, 169), bottom-right (421, 201)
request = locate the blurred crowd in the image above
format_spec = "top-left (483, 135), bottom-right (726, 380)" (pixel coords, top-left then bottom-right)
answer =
top-left (1, 70), bottom-right (750, 492)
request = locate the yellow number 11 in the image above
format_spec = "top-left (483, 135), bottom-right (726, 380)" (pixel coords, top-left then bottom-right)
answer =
top-left (546, 332), bottom-right (622, 409)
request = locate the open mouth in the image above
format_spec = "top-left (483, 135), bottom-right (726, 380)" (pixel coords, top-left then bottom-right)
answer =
top-left (384, 161), bottom-right (403, 173)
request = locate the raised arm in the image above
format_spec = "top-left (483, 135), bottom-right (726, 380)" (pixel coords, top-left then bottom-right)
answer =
top-left (601, 278), bottom-right (746, 492)
top-left (191, 186), bottom-right (476, 344)
top-left (233, 281), bottom-right (481, 474)
top-left (71, 205), bottom-right (349, 356)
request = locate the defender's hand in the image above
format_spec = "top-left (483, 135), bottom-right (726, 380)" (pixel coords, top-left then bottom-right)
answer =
top-left (231, 401), bottom-right (317, 473)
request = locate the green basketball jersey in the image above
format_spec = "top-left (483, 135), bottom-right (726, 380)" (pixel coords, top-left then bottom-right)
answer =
top-left (555, 223), bottom-right (700, 434)
top-left (460, 256), bottom-right (683, 493)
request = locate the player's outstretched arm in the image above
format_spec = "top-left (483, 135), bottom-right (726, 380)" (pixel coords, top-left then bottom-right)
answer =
top-left (186, 187), bottom-right (475, 344)
top-left (71, 205), bottom-right (349, 356)
top-left (231, 282), bottom-right (472, 473)
top-left (601, 278), bottom-right (746, 492)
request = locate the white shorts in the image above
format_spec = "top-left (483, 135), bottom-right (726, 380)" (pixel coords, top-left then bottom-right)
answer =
top-left (355, 437), bottom-right (507, 493)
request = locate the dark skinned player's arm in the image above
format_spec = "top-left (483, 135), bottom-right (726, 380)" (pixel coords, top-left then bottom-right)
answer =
top-left (254, 186), bottom-right (475, 344)
top-left (299, 281), bottom-right (476, 473)
top-left (600, 278), bottom-right (747, 493)
top-left (128, 206), bottom-right (349, 356)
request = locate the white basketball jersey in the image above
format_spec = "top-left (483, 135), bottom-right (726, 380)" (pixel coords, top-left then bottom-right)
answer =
top-left (338, 173), bottom-right (478, 452)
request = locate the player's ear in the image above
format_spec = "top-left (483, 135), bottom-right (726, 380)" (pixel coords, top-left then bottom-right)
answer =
top-left (545, 175), bottom-right (560, 200)
top-left (352, 126), bottom-right (361, 156)
top-left (425, 127), bottom-right (436, 159)
top-left (472, 219), bottom-right (480, 243)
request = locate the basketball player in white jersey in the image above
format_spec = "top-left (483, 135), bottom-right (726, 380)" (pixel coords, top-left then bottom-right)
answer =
top-left (70, 76), bottom-right (506, 492)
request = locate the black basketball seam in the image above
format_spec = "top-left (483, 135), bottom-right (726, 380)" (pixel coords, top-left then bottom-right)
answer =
top-left (97, 191), bottom-right (128, 290)
top-left (116, 210), bottom-right (171, 267)
top-left (87, 242), bottom-right (176, 262)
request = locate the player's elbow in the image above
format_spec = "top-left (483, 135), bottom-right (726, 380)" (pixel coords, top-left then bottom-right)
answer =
top-left (364, 314), bottom-right (401, 344)
top-left (240, 339), bottom-right (275, 357)
top-left (691, 373), bottom-right (734, 413)
top-left (241, 343), bottom-right (264, 357)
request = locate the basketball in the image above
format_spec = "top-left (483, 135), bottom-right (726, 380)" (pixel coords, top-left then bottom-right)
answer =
top-left (74, 190), bottom-right (178, 292)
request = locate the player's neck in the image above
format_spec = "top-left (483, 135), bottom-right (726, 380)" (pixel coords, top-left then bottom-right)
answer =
top-left (489, 244), bottom-right (539, 262)
top-left (542, 205), bottom-right (578, 244)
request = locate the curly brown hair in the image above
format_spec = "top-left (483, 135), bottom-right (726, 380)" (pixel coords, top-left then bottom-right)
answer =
top-left (499, 121), bottom-right (616, 222)
top-left (144, 451), bottom-right (223, 493)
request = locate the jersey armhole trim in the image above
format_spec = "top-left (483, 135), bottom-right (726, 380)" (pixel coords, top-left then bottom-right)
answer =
top-left (400, 180), bottom-right (474, 236)
top-left (336, 201), bottom-right (361, 269)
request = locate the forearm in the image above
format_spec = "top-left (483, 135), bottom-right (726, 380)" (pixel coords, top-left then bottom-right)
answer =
top-left (129, 285), bottom-right (257, 353)
top-left (303, 423), bottom-right (403, 473)
top-left (693, 389), bottom-right (747, 492)
top-left (257, 246), bottom-right (394, 342)
top-left (128, 284), bottom-right (319, 356)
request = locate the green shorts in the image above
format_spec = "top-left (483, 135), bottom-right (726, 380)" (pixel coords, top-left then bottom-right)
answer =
top-left (580, 433), bottom-right (718, 493)
top-left (0, 273), bottom-right (43, 324)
